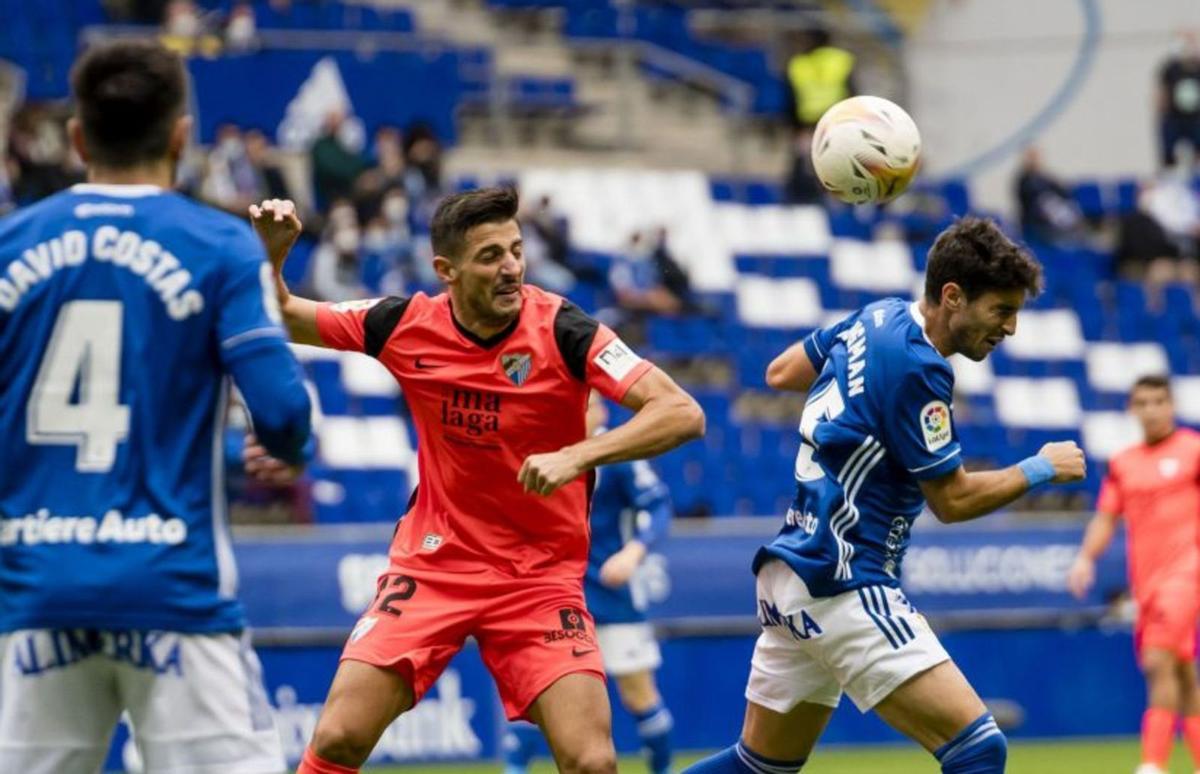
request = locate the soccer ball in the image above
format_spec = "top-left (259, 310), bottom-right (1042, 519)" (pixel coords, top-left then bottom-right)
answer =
top-left (810, 95), bottom-right (922, 205)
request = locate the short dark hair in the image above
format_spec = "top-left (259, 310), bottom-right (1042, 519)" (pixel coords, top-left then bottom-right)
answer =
top-left (1131, 374), bottom-right (1172, 395)
top-left (70, 40), bottom-right (187, 168)
top-left (430, 186), bottom-right (519, 261)
top-left (923, 217), bottom-right (1044, 303)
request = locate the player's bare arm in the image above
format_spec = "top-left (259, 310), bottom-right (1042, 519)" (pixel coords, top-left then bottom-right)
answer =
top-left (249, 198), bottom-right (324, 346)
top-left (599, 539), bottom-right (647, 588)
top-left (765, 340), bottom-right (819, 392)
top-left (517, 367), bottom-right (704, 496)
top-left (919, 441), bottom-right (1086, 524)
top-left (1067, 510), bottom-right (1118, 599)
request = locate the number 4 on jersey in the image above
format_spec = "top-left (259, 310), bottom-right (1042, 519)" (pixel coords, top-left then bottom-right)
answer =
top-left (26, 301), bottom-right (131, 472)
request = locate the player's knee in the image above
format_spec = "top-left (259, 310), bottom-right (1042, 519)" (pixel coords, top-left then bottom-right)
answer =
top-left (557, 740), bottom-right (618, 774)
top-left (939, 728), bottom-right (1007, 773)
top-left (310, 717), bottom-right (376, 768)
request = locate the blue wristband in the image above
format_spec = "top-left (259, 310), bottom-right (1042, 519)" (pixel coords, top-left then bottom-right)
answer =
top-left (1017, 455), bottom-right (1055, 488)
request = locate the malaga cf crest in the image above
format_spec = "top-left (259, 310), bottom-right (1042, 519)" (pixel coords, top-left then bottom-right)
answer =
top-left (501, 352), bottom-right (533, 386)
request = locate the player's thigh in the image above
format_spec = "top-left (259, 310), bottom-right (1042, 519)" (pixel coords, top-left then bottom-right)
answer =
top-left (873, 659), bottom-right (988, 753)
top-left (741, 699), bottom-right (836, 762)
top-left (0, 629), bottom-right (123, 774)
top-left (528, 672), bottom-right (616, 772)
top-left (476, 580), bottom-right (608, 722)
top-left (339, 569), bottom-right (471, 714)
top-left (118, 631), bottom-right (286, 774)
top-left (312, 658), bottom-right (416, 758)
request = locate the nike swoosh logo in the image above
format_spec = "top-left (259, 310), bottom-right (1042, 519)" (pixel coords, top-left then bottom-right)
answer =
top-left (571, 647), bottom-right (596, 657)
top-left (414, 357), bottom-right (446, 369)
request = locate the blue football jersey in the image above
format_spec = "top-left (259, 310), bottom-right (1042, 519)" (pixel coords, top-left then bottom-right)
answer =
top-left (754, 297), bottom-right (963, 597)
top-left (0, 183), bottom-right (296, 633)
top-left (585, 457), bottom-right (672, 625)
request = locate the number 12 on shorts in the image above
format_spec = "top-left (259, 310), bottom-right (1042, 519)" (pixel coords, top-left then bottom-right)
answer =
top-left (374, 574), bottom-right (418, 616)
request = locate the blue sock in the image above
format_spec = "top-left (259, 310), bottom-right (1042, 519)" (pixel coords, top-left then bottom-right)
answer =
top-left (502, 721), bottom-right (543, 774)
top-left (935, 713), bottom-right (1008, 773)
top-left (633, 702), bottom-right (674, 774)
top-left (681, 739), bottom-right (806, 773)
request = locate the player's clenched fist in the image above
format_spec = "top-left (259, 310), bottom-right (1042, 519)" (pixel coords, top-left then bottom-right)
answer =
top-left (249, 199), bottom-right (302, 268)
top-left (518, 449), bottom-right (586, 496)
top-left (1039, 441), bottom-right (1086, 483)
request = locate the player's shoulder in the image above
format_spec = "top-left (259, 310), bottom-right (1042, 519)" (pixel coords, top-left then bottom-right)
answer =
top-left (1175, 427), bottom-right (1200, 453)
top-left (869, 297), bottom-right (951, 375)
top-left (0, 187), bottom-right (78, 239)
top-left (168, 195), bottom-right (261, 251)
top-left (522, 283), bottom-right (573, 320)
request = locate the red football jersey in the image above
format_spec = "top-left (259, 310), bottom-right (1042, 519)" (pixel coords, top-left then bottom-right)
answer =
top-left (1097, 427), bottom-right (1200, 600)
top-left (315, 285), bottom-right (654, 581)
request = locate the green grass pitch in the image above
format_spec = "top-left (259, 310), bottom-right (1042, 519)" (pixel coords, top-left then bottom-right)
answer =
top-left (359, 737), bottom-right (1194, 773)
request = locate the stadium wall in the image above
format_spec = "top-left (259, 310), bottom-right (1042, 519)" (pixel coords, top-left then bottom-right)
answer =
top-left (906, 0), bottom-right (1197, 214)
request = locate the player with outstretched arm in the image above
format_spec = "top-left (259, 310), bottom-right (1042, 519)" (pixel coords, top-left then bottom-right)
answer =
top-left (249, 188), bottom-right (704, 774)
top-left (685, 218), bottom-right (1085, 774)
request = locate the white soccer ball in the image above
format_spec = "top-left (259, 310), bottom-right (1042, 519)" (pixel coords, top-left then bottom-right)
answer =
top-left (810, 95), bottom-right (922, 205)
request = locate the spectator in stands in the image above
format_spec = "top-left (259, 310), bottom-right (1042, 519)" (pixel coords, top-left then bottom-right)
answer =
top-left (361, 187), bottom-right (414, 296)
top-left (6, 105), bottom-right (83, 205)
top-left (1015, 147), bottom-right (1084, 245)
top-left (609, 230), bottom-right (685, 319)
top-left (1115, 181), bottom-right (1189, 283)
top-left (783, 28), bottom-right (856, 132)
top-left (162, 0), bottom-right (202, 38)
top-left (311, 110), bottom-right (369, 210)
top-left (783, 132), bottom-right (823, 205)
top-left (310, 200), bottom-right (370, 302)
top-left (517, 195), bottom-right (576, 294)
top-left (200, 123), bottom-right (259, 213)
top-left (353, 125), bottom-right (407, 224)
top-left (1140, 170), bottom-right (1200, 259)
top-left (402, 120), bottom-right (444, 202)
top-left (1158, 31), bottom-right (1200, 169)
top-left (244, 129), bottom-right (293, 203)
top-left (224, 2), bottom-right (259, 53)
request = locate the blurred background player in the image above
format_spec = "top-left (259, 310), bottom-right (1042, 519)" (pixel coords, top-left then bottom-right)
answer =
top-left (505, 390), bottom-right (676, 774)
top-left (685, 218), bottom-right (1086, 774)
top-left (249, 189), bottom-right (705, 774)
top-left (1068, 375), bottom-right (1200, 774)
top-left (0, 40), bottom-right (311, 774)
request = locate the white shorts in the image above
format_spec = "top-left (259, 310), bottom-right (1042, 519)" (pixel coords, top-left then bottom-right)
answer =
top-left (0, 629), bottom-right (285, 774)
top-left (595, 622), bottom-right (662, 676)
top-left (746, 560), bottom-right (949, 713)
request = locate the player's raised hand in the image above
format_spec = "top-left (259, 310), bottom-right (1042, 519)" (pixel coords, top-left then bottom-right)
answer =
top-left (518, 448), bottom-right (586, 497)
top-left (1039, 441), bottom-right (1086, 483)
top-left (1066, 555), bottom-right (1095, 600)
top-left (249, 199), bottom-right (302, 268)
top-left (242, 433), bottom-right (302, 487)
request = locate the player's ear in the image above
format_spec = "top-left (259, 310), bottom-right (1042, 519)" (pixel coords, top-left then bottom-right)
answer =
top-left (942, 282), bottom-right (965, 311)
top-left (433, 254), bottom-right (457, 284)
top-left (66, 118), bottom-right (89, 164)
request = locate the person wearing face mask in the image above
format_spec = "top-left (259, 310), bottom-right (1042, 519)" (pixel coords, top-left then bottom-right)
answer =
top-left (248, 187), bottom-right (704, 774)
top-left (1158, 31), bottom-right (1200, 170)
top-left (311, 222), bottom-right (368, 303)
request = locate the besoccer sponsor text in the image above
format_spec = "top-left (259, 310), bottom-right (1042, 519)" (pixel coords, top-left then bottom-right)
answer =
top-left (543, 607), bottom-right (596, 645)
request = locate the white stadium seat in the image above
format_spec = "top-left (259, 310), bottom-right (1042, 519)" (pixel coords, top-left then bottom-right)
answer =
top-left (1172, 376), bottom-right (1200, 424)
top-left (1085, 343), bottom-right (1170, 393)
top-left (1081, 411), bottom-right (1142, 460)
top-left (950, 355), bottom-right (996, 396)
top-left (735, 276), bottom-right (824, 328)
top-left (290, 342), bottom-right (340, 362)
top-left (994, 377), bottom-right (1082, 428)
top-left (829, 238), bottom-right (914, 292)
top-left (317, 416), bottom-right (414, 470)
top-left (340, 352), bottom-right (400, 397)
top-left (1002, 310), bottom-right (1086, 360)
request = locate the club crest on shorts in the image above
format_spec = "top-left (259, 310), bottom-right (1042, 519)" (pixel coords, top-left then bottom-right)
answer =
top-left (350, 616), bottom-right (378, 643)
top-left (501, 352), bottom-right (533, 386)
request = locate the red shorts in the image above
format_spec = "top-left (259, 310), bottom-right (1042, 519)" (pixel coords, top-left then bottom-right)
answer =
top-left (1135, 583), bottom-right (1200, 661)
top-left (341, 568), bottom-right (605, 721)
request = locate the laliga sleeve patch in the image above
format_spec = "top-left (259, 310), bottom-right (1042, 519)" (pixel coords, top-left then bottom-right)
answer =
top-left (593, 337), bottom-right (642, 382)
top-left (330, 298), bottom-right (383, 313)
top-left (920, 400), bottom-right (953, 452)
